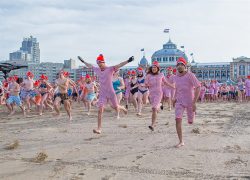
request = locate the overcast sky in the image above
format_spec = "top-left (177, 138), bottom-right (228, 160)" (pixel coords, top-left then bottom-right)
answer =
top-left (0, 0), bottom-right (250, 66)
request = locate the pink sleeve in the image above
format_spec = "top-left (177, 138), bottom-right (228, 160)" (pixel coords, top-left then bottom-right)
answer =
top-left (162, 75), bottom-right (168, 84)
top-left (169, 75), bottom-right (174, 83)
top-left (188, 73), bottom-right (201, 88)
top-left (111, 66), bottom-right (117, 72)
top-left (92, 66), bottom-right (98, 73)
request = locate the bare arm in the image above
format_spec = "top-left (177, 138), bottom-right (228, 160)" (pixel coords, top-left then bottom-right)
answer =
top-left (193, 86), bottom-right (201, 103)
top-left (118, 77), bottom-right (125, 90)
top-left (45, 81), bottom-right (53, 89)
top-left (114, 56), bottom-right (134, 69)
top-left (78, 56), bottom-right (93, 68)
top-left (163, 76), bottom-right (175, 89)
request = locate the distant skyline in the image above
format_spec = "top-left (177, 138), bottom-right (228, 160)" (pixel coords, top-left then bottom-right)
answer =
top-left (1, 0), bottom-right (250, 66)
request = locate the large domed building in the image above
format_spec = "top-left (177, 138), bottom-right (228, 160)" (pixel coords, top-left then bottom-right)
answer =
top-left (151, 39), bottom-right (188, 73)
top-left (138, 55), bottom-right (149, 69)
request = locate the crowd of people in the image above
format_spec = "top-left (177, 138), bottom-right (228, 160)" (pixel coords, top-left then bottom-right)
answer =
top-left (0, 54), bottom-right (250, 148)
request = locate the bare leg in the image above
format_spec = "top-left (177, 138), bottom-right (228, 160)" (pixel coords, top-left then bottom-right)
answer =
top-left (19, 105), bottom-right (26, 116)
top-left (64, 100), bottom-right (72, 121)
top-left (149, 108), bottom-right (157, 131)
top-left (175, 119), bottom-right (184, 148)
top-left (137, 95), bottom-right (142, 116)
top-left (87, 101), bottom-right (91, 115)
top-left (93, 107), bottom-right (104, 134)
top-left (6, 103), bottom-right (13, 115)
top-left (25, 97), bottom-right (31, 112)
top-left (116, 93), bottom-right (123, 119)
top-left (53, 97), bottom-right (61, 116)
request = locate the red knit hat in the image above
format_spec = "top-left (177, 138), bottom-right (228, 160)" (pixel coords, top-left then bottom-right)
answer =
top-left (3, 81), bottom-right (8, 88)
top-left (63, 71), bottom-right (69, 77)
top-left (137, 67), bottom-right (143, 71)
top-left (34, 80), bottom-right (40, 87)
top-left (152, 61), bottom-right (159, 67)
top-left (247, 75), bottom-right (250, 79)
top-left (85, 74), bottom-right (91, 79)
top-left (26, 71), bottom-right (34, 77)
top-left (167, 66), bottom-right (173, 71)
top-left (7, 77), bottom-right (12, 81)
top-left (40, 74), bottom-right (48, 80)
top-left (127, 71), bottom-right (131, 75)
top-left (96, 54), bottom-right (105, 64)
top-left (176, 57), bottom-right (187, 66)
top-left (13, 75), bottom-right (19, 81)
top-left (131, 70), bottom-right (136, 75)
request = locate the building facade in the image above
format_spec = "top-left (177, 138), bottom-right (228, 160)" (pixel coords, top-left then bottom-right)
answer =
top-left (9, 50), bottom-right (32, 62)
top-left (151, 39), bottom-right (188, 67)
top-left (64, 59), bottom-right (76, 69)
top-left (8, 62), bottom-right (64, 82)
top-left (230, 56), bottom-right (250, 81)
top-left (9, 36), bottom-right (40, 64)
top-left (191, 62), bottom-right (230, 82)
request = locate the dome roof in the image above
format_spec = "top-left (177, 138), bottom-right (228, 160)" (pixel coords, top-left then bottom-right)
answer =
top-left (139, 56), bottom-right (148, 66)
top-left (151, 39), bottom-right (188, 62)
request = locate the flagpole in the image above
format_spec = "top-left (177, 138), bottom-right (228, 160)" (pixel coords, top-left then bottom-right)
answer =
top-left (164, 28), bottom-right (170, 41)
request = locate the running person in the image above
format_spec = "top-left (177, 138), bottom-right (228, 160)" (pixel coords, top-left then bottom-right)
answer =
top-left (137, 67), bottom-right (148, 116)
top-left (145, 61), bottom-right (174, 131)
top-left (78, 54), bottom-right (134, 134)
top-left (172, 57), bottom-right (201, 148)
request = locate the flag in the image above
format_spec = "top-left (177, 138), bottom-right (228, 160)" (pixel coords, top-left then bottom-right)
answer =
top-left (164, 28), bottom-right (169, 33)
top-left (141, 48), bottom-right (144, 51)
top-left (180, 46), bottom-right (184, 48)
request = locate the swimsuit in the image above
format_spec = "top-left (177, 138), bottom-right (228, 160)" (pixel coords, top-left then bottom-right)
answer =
top-left (130, 81), bottom-right (138, 95)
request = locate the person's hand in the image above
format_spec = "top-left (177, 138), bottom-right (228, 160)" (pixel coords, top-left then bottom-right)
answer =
top-left (78, 56), bottom-right (84, 63)
top-left (128, 56), bottom-right (134, 63)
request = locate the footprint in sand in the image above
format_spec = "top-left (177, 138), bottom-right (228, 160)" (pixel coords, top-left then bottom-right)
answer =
top-left (224, 145), bottom-right (242, 152)
top-left (191, 128), bottom-right (201, 134)
top-left (136, 155), bottom-right (143, 160)
top-left (224, 156), bottom-right (247, 167)
top-left (101, 173), bottom-right (116, 180)
top-left (118, 124), bottom-right (127, 128)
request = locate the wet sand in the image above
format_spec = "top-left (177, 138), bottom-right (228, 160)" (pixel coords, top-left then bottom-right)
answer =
top-left (0, 102), bottom-right (250, 179)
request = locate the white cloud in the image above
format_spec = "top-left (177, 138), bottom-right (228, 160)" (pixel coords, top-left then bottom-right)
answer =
top-left (0, 0), bottom-right (250, 66)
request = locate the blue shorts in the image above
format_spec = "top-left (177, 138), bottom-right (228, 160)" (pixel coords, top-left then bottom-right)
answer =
top-left (86, 92), bottom-right (96, 101)
top-left (7, 95), bottom-right (22, 106)
top-left (20, 90), bottom-right (36, 99)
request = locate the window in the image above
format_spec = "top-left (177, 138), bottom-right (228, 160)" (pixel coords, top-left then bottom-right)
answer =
top-left (239, 65), bottom-right (245, 76)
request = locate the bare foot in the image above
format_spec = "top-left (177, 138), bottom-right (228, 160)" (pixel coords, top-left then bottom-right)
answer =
top-left (8, 110), bottom-right (15, 116)
top-left (122, 108), bottom-right (128, 115)
top-left (69, 116), bottom-right (72, 121)
top-left (53, 113), bottom-right (61, 118)
top-left (136, 113), bottom-right (142, 116)
top-left (93, 129), bottom-right (101, 134)
top-left (175, 142), bottom-right (185, 148)
top-left (117, 116), bottom-right (120, 119)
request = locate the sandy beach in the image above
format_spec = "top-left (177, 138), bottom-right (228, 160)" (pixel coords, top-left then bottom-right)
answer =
top-left (0, 102), bottom-right (250, 180)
